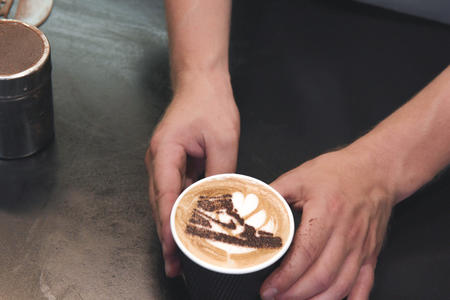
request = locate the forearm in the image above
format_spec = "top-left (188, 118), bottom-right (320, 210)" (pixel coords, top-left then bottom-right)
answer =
top-left (349, 66), bottom-right (450, 203)
top-left (165, 0), bottom-right (232, 90)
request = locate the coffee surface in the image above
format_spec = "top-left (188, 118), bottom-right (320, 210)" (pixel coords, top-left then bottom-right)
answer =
top-left (174, 175), bottom-right (292, 270)
top-left (0, 22), bottom-right (44, 76)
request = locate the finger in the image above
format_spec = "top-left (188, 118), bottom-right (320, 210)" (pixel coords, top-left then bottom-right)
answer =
top-left (278, 210), bottom-right (372, 299)
top-left (309, 253), bottom-right (362, 300)
top-left (146, 148), bottom-right (161, 239)
top-left (270, 168), bottom-right (307, 208)
top-left (149, 172), bottom-right (161, 238)
top-left (152, 142), bottom-right (186, 277)
top-left (160, 206), bottom-right (182, 277)
top-left (277, 235), bottom-right (350, 300)
top-left (347, 261), bottom-right (376, 300)
top-left (204, 135), bottom-right (238, 177)
top-left (261, 204), bottom-right (333, 299)
top-left (148, 147), bottom-right (174, 275)
top-left (184, 156), bottom-right (205, 189)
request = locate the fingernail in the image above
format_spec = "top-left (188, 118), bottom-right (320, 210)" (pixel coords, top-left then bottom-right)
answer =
top-left (261, 288), bottom-right (278, 300)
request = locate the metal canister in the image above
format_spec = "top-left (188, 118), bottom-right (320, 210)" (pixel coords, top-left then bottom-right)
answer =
top-left (0, 19), bottom-right (54, 159)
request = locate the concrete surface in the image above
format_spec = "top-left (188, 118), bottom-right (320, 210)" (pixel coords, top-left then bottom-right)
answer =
top-left (0, 1), bottom-right (181, 299)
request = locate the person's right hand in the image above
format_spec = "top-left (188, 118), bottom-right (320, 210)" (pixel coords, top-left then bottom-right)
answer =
top-left (145, 72), bottom-right (240, 277)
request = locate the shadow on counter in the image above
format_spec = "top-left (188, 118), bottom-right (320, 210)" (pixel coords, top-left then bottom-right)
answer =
top-left (0, 142), bottom-right (57, 213)
top-left (138, 44), bottom-right (190, 300)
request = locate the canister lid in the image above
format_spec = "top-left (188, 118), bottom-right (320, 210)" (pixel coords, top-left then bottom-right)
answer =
top-left (0, 19), bottom-right (51, 99)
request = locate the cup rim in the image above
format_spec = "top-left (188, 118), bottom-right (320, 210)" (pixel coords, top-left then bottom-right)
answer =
top-left (170, 173), bottom-right (295, 275)
top-left (0, 19), bottom-right (50, 79)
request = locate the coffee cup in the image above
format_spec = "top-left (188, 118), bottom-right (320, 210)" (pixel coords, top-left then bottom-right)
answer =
top-left (170, 173), bottom-right (294, 299)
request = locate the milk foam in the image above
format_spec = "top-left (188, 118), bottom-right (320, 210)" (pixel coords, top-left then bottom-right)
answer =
top-left (232, 192), bottom-right (259, 217)
top-left (205, 192), bottom-right (275, 254)
top-left (172, 174), bottom-right (293, 271)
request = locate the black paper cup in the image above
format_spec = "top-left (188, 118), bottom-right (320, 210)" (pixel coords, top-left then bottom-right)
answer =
top-left (170, 174), bottom-right (295, 300)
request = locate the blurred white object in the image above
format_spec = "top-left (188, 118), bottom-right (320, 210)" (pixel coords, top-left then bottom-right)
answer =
top-left (0, 0), bottom-right (53, 27)
top-left (0, 0), bottom-right (14, 19)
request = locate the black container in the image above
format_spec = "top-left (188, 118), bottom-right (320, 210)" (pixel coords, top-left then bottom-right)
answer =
top-left (180, 251), bottom-right (277, 300)
top-left (0, 19), bottom-right (54, 159)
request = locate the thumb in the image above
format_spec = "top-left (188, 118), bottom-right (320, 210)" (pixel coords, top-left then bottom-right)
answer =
top-left (205, 137), bottom-right (239, 177)
top-left (270, 167), bottom-right (306, 206)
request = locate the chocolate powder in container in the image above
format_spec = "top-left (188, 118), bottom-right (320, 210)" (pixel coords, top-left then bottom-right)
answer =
top-left (0, 19), bottom-right (53, 159)
top-left (0, 22), bottom-right (44, 76)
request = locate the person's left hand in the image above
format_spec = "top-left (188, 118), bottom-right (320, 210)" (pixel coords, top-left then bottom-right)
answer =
top-left (261, 147), bottom-right (396, 300)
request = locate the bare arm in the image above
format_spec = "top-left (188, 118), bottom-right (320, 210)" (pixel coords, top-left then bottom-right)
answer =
top-left (165, 0), bottom-right (232, 87)
top-left (146, 0), bottom-right (237, 278)
top-left (351, 66), bottom-right (450, 202)
top-left (261, 66), bottom-right (450, 300)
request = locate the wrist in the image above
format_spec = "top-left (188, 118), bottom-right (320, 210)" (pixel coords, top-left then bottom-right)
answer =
top-left (346, 134), bottom-right (434, 205)
top-left (172, 68), bottom-right (232, 96)
top-left (343, 141), bottom-right (404, 206)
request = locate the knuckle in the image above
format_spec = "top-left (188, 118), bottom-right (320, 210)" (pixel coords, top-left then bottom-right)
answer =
top-left (148, 136), bottom-right (160, 158)
top-left (347, 226), bottom-right (360, 244)
top-left (363, 229), bottom-right (379, 256)
top-left (347, 217), bottom-right (368, 246)
top-left (325, 194), bottom-right (345, 215)
top-left (219, 128), bottom-right (240, 145)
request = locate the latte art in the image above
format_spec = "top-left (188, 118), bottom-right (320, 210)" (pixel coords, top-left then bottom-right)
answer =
top-left (171, 174), bottom-right (294, 271)
top-left (186, 193), bottom-right (282, 254)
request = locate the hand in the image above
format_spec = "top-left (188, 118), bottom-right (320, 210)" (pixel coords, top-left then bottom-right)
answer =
top-left (261, 148), bottom-right (395, 300)
top-left (145, 73), bottom-right (240, 277)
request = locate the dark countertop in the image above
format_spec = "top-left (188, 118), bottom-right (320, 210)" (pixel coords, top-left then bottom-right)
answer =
top-left (0, 0), bottom-right (449, 299)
